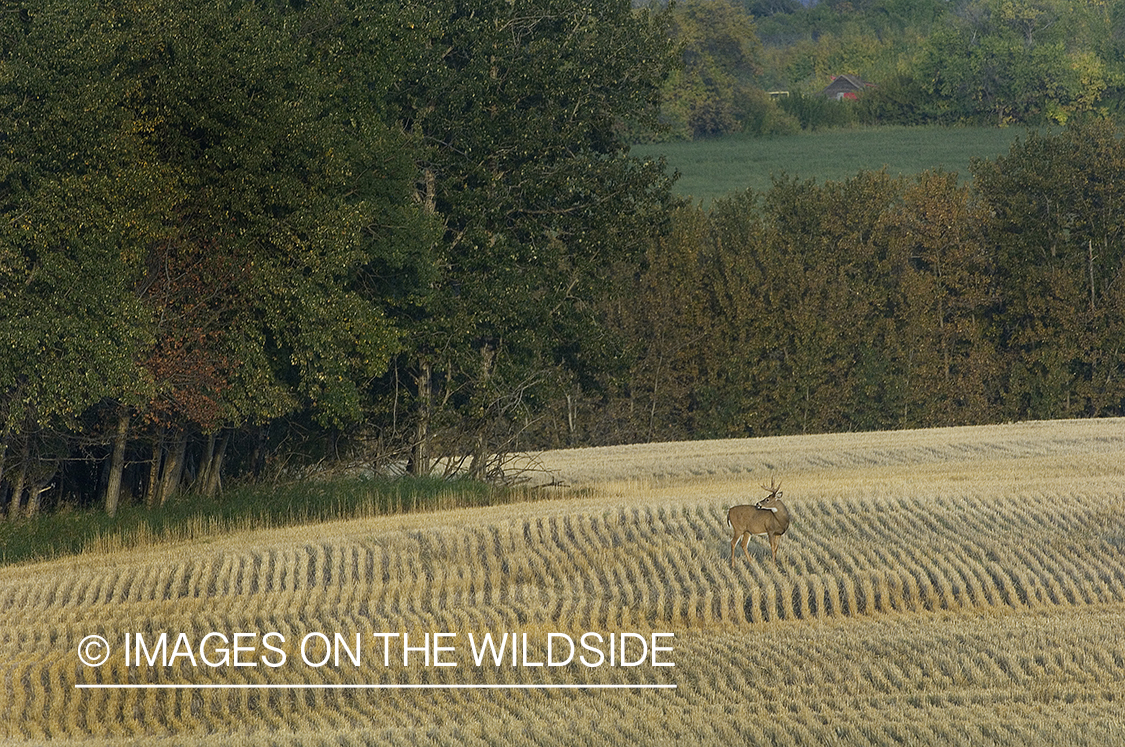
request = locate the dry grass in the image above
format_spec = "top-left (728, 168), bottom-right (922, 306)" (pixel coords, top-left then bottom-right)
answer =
top-left (2, 419), bottom-right (1124, 745)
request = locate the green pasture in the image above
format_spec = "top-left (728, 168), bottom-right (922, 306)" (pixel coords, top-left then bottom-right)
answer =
top-left (633, 125), bottom-right (1038, 205)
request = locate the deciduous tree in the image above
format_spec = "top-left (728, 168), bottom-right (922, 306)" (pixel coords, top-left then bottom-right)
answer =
top-left (973, 118), bottom-right (1125, 418)
top-left (383, 0), bottom-right (679, 474)
top-left (1, 0), bottom-right (437, 510)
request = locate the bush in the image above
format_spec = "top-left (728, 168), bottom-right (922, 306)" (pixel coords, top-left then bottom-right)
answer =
top-left (778, 90), bottom-right (857, 130)
top-left (855, 74), bottom-right (953, 126)
top-left (741, 89), bottom-right (802, 136)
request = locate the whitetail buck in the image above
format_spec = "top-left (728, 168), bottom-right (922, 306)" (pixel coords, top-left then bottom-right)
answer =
top-left (727, 479), bottom-right (790, 567)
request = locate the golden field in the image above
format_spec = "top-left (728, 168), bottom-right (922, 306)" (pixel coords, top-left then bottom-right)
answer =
top-left (2, 419), bottom-right (1124, 745)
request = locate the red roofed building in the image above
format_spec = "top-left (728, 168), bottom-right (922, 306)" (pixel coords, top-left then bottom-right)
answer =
top-left (820, 74), bottom-right (875, 101)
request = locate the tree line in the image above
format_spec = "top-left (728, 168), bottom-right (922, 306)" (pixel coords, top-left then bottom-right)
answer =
top-left (2, 0), bottom-right (1124, 520)
top-left (0, 0), bottom-right (677, 517)
top-left (587, 119), bottom-right (1125, 443)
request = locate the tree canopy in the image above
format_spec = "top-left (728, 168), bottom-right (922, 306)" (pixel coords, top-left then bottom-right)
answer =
top-left (0, 0), bottom-right (680, 514)
top-left (1, 0), bottom-right (439, 513)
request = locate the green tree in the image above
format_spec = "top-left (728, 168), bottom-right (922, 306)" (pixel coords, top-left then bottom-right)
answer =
top-left (662, 0), bottom-right (795, 138)
top-left (880, 171), bottom-right (1001, 426)
top-left (0, 0), bottom-right (162, 516)
top-left (598, 204), bottom-right (714, 443)
top-left (383, 0), bottom-right (679, 475)
top-left (973, 118), bottom-right (1125, 418)
top-left (695, 189), bottom-right (777, 437)
top-left (1, 0), bottom-right (437, 511)
top-left (697, 172), bottom-right (904, 436)
top-left (916, 0), bottom-right (1111, 124)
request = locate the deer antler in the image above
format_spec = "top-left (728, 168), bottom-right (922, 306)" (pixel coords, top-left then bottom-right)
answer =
top-left (760, 478), bottom-right (781, 495)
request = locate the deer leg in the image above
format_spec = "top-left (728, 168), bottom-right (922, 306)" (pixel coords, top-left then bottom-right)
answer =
top-left (730, 535), bottom-right (739, 567)
top-left (741, 533), bottom-right (753, 562)
top-left (769, 533), bottom-right (780, 562)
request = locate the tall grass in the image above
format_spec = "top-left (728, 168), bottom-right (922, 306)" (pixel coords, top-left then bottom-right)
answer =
top-left (0, 476), bottom-right (526, 566)
top-left (632, 125), bottom-right (1035, 204)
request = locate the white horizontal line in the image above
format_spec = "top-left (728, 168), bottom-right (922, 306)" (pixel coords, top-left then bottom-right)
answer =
top-left (76, 683), bottom-right (676, 690)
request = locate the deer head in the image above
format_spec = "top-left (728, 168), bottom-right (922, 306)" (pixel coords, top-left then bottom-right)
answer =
top-left (755, 479), bottom-right (782, 511)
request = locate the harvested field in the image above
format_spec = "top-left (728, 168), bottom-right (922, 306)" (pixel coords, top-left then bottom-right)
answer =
top-left (2, 419), bottom-right (1124, 744)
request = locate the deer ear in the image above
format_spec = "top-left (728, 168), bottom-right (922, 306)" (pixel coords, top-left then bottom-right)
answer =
top-left (776, 491), bottom-right (783, 499)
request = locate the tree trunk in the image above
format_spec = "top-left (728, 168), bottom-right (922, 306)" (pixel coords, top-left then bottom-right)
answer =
top-left (468, 428), bottom-right (488, 480)
top-left (104, 410), bottom-right (130, 518)
top-left (159, 433), bottom-right (188, 506)
top-left (249, 425), bottom-right (267, 478)
top-left (566, 392), bottom-right (579, 447)
top-left (197, 431), bottom-right (216, 494)
top-left (8, 437), bottom-right (29, 521)
top-left (0, 436), bottom-right (8, 518)
top-left (411, 361), bottom-right (432, 477)
top-left (146, 431), bottom-right (164, 507)
top-left (468, 344), bottom-right (496, 480)
top-left (25, 465), bottom-right (54, 518)
top-left (204, 430), bottom-right (229, 498)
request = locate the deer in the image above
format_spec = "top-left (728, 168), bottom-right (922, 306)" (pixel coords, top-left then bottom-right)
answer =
top-left (727, 479), bottom-right (790, 567)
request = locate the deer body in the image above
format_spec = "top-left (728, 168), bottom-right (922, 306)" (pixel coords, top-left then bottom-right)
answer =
top-left (727, 482), bottom-right (790, 566)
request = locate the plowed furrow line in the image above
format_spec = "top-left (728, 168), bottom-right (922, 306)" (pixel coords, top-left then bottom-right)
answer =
top-left (791, 524), bottom-right (849, 582)
top-left (19, 575), bottom-right (56, 610)
top-left (875, 547), bottom-right (929, 612)
top-left (29, 574), bottom-right (61, 609)
top-left (1077, 550), bottom-right (1118, 604)
top-left (939, 548), bottom-right (994, 609)
top-left (947, 494), bottom-right (1009, 542)
top-left (335, 545), bottom-right (356, 605)
top-left (976, 494), bottom-right (1038, 539)
top-left (582, 512), bottom-right (623, 575)
top-left (635, 530), bottom-right (680, 624)
top-left (247, 552), bottom-right (280, 612)
top-left (445, 536), bottom-right (472, 610)
top-left (545, 546), bottom-right (596, 629)
top-left (1009, 544), bottom-right (1069, 607)
top-left (664, 541), bottom-right (699, 626)
top-left (183, 558), bottom-right (205, 599)
top-left (212, 553), bottom-right (235, 598)
top-left (540, 517), bottom-right (577, 621)
top-left (312, 543), bottom-right (330, 590)
top-left (661, 519), bottom-right (706, 600)
top-left (606, 562), bottom-right (635, 627)
top-left (406, 540), bottom-right (431, 615)
top-left (68, 573), bottom-right (98, 608)
top-left (149, 563), bottom-right (179, 604)
top-left (998, 492), bottom-right (1056, 539)
top-left (293, 546), bottom-right (312, 595)
top-left (166, 559), bottom-right (191, 601)
top-left (264, 549), bottom-right (288, 594)
top-left (818, 498), bottom-right (885, 572)
top-left (103, 569), bottom-right (130, 606)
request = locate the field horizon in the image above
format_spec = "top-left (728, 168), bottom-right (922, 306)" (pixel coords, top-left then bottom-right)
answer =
top-left (2, 418), bottom-right (1123, 744)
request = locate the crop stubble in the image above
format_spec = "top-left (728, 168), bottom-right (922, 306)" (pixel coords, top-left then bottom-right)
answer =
top-left (1, 419), bottom-right (1124, 744)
